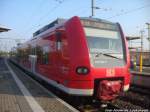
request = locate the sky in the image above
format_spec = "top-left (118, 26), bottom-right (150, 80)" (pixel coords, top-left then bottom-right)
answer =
top-left (0, 0), bottom-right (150, 51)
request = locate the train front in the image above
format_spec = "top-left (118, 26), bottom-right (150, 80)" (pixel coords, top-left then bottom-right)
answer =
top-left (65, 16), bottom-right (130, 101)
top-left (81, 18), bottom-right (130, 101)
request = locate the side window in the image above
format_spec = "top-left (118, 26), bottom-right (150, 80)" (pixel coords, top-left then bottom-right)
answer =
top-left (31, 48), bottom-right (36, 55)
top-left (61, 34), bottom-right (69, 58)
top-left (36, 46), bottom-right (43, 63)
top-left (56, 32), bottom-right (62, 51)
top-left (42, 45), bottom-right (49, 64)
top-left (42, 53), bottom-right (49, 64)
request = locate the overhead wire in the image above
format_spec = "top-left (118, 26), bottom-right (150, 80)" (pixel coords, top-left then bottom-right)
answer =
top-left (24, 0), bottom-right (67, 35)
top-left (24, 0), bottom-right (108, 35)
top-left (106, 4), bottom-right (150, 19)
top-left (75, 0), bottom-right (107, 17)
top-left (37, 0), bottom-right (66, 25)
top-left (23, 0), bottom-right (45, 29)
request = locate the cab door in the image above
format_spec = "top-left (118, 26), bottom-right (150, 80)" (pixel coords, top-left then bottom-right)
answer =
top-left (55, 30), bottom-right (70, 84)
top-left (55, 31), bottom-right (63, 83)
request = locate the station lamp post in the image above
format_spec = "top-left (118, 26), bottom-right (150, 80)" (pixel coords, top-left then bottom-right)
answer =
top-left (146, 23), bottom-right (150, 63)
top-left (139, 30), bottom-right (144, 72)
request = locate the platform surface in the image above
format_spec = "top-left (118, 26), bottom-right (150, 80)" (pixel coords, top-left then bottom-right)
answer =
top-left (131, 66), bottom-right (150, 75)
top-left (130, 69), bottom-right (150, 89)
top-left (130, 70), bottom-right (150, 76)
top-left (0, 58), bottom-right (78, 112)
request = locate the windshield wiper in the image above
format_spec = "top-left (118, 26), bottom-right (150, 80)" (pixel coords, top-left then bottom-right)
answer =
top-left (95, 52), bottom-right (122, 60)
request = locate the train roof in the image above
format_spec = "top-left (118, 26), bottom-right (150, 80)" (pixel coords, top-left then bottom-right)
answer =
top-left (80, 17), bottom-right (118, 31)
top-left (17, 17), bottom-right (118, 49)
top-left (33, 18), bottom-right (66, 37)
top-left (80, 17), bottom-right (116, 25)
top-left (33, 16), bottom-right (117, 38)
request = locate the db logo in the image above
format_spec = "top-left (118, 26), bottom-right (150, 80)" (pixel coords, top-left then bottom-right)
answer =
top-left (106, 68), bottom-right (115, 76)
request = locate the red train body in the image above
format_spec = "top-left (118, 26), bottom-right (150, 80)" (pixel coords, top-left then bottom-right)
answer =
top-left (11, 16), bottom-right (130, 101)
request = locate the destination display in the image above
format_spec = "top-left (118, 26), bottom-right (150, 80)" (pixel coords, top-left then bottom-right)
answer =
top-left (81, 19), bottom-right (119, 31)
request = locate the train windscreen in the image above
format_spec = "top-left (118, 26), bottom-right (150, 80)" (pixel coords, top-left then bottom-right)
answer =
top-left (84, 27), bottom-right (123, 56)
top-left (84, 27), bottom-right (125, 67)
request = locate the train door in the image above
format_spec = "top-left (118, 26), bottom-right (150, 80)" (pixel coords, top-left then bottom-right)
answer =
top-left (48, 35), bottom-right (57, 80)
top-left (37, 44), bottom-right (50, 77)
top-left (29, 54), bottom-right (37, 73)
top-left (55, 31), bottom-right (63, 80)
top-left (55, 30), bottom-right (69, 83)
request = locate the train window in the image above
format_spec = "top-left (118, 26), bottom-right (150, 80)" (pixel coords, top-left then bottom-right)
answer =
top-left (56, 32), bottom-right (62, 51)
top-left (36, 46), bottom-right (43, 63)
top-left (31, 48), bottom-right (36, 55)
top-left (42, 45), bottom-right (49, 64)
top-left (84, 27), bottom-right (123, 55)
top-left (42, 53), bottom-right (49, 64)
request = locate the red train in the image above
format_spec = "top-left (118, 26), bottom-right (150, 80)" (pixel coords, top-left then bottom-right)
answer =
top-left (11, 16), bottom-right (130, 101)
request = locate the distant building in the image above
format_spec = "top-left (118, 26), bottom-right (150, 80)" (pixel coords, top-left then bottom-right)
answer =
top-left (126, 36), bottom-right (150, 66)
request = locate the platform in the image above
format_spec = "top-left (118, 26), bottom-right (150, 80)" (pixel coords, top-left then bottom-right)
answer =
top-left (130, 70), bottom-right (150, 89)
top-left (130, 70), bottom-right (150, 76)
top-left (131, 66), bottom-right (150, 74)
top-left (0, 58), bottom-right (78, 112)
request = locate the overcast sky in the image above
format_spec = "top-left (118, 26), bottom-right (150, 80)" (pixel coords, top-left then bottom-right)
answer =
top-left (0, 0), bottom-right (150, 51)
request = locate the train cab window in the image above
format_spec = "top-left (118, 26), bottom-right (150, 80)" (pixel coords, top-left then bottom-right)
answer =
top-left (56, 32), bottom-right (62, 51)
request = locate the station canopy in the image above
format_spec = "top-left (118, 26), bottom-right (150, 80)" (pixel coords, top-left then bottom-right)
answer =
top-left (126, 36), bottom-right (140, 40)
top-left (0, 27), bottom-right (10, 33)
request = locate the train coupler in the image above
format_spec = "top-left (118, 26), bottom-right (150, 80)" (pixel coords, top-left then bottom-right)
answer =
top-left (97, 80), bottom-right (122, 101)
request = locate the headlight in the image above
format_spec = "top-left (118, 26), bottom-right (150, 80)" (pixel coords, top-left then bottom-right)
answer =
top-left (76, 67), bottom-right (89, 75)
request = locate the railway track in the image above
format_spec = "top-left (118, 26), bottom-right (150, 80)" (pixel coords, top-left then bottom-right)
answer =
top-left (84, 86), bottom-right (150, 111)
top-left (130, 85), bottom-right (150, 96)
top-left (10, 60), bottom-right (150, 112)
top-left (112, 86), bottom-right (150, 110)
